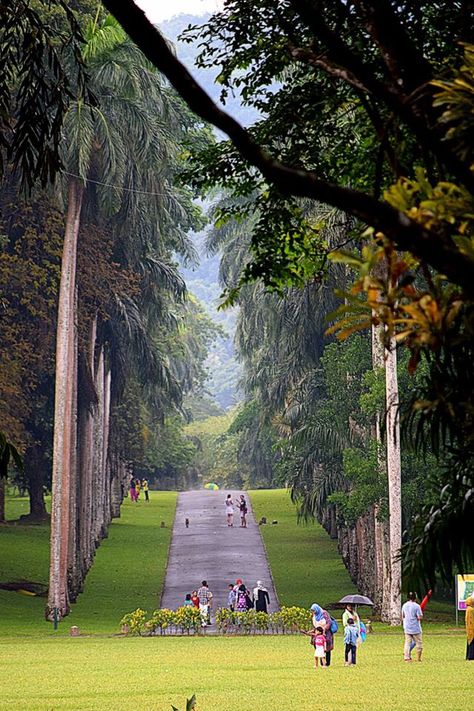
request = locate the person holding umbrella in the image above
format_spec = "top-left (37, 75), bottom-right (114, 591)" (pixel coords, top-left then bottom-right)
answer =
top-left (342, 603), bottom-right (361, 634)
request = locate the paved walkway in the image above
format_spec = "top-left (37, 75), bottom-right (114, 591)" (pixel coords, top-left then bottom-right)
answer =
top-left (160, 490), bottom-right (279, 616)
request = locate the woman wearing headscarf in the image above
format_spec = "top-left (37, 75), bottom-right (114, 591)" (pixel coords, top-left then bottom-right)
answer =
top-left (253, 581), bottom-right (270, 613)
top-left (466, 597), bottom-right (474, 660)
top-left (311, 603), bottom-right (334, 666)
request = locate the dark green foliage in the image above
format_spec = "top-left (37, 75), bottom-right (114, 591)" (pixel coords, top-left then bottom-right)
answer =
top-left (0, 0), bottom-right (90, 189)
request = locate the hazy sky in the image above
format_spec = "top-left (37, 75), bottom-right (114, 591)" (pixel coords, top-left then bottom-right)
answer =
top-left (135, 0), bottom-right (222, 23)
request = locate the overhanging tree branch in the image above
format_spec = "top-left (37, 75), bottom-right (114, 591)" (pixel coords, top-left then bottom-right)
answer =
top-left (102, 0), bottom-right (474, 295)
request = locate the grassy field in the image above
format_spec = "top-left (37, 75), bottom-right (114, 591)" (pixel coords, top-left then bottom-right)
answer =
top-left (1, 488), bottom-right (467, 710)
top-left (0, 633), bottom-right (470, 710)
top-left (0, 491), bottom-right (177, 636)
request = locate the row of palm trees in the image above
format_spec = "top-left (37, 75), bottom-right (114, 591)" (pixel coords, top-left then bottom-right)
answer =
top-left (207, 198), bottom-right (404, 622)
top-left (45, 13), bottom-right (209, 618)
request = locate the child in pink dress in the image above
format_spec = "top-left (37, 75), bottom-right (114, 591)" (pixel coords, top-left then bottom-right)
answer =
top-left (301, 625), bottom-right (327, 668)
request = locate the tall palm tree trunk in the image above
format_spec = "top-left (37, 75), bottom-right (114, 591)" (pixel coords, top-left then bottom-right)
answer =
top-left (385, 339), bottom-right (402, 624)
top-left (67, 296), bottom-right (80, 601)
top-left (78, 317), bottom-right (97, 584)
top-left (0, 478), bottom-right (5, 523)
top-left (46, 179), bottom-right (83, 621)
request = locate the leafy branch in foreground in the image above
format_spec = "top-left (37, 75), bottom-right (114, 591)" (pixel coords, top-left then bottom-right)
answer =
top-left (171, 696), bottom-right (196, 711)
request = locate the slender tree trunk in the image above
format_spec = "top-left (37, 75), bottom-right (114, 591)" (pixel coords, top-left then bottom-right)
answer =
top-left (385, 339), bottom-right (402, 624)
top-left (372, 324), bottom-right (388, 615)
top-left (46, 179), bottom-right (83, 621)
top-left (79, 316), bottom-right (97, 582)
top-left (22, 444), bottom-right (48, 520)
top-left (92, 347), bottom-right (105, 544)
top-left (103, 367), bottom-right (112, 530)
top-left (27, 476), bottom-right (48, 519)
top-left (67, 295), bottom-right (80, 602)
top-left (0, 477), bottom-right (5, 522)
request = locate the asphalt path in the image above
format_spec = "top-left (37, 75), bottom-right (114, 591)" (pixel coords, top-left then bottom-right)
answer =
top-left (160, 490), bottom-right (279, 618)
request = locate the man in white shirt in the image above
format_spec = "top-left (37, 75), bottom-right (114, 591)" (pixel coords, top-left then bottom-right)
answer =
top-left (402, 591), bottom-right (423, 662)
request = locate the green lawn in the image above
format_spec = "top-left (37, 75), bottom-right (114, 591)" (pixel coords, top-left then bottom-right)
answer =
top-left (249, 489), bottom-right (356, 608)
top-left (0, 488), bottom-right (470, 709)
top-left (0, 491), bottom-right (177, 635)
top-left (0, 633), bottom-right (470, 711)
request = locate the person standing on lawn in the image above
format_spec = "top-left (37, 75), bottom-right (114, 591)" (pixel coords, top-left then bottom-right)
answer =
top-left (311, 603), bottom-right (334, 667)
top-left (300, 626), bottom-right (327, 669)
top-left (465, 596), bottom-right (474, 660)
top-left (402, 592), bottom-right (423, 662)
top-left (142, 478), bottom-right (149, 502)
top-left (344, 617), bottom-right (359, 666)
top-left (342, 603), bottom-right (360, 633)
top-left (129, 476), bottom-right (137, 502)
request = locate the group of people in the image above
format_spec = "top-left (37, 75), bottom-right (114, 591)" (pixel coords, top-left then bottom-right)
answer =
top-left (129, 477), bottom-right (149, 502)
top-left (303, 589), bottom-right (474, 670)
top-left (225, 494), bottom-right (248, 527)
top-left (302, 601), bottom-right (368, 669)
top-left (228, 579), bottom-right (271, 613)
top-left (182, 578), bottom-right (271, 627)
top-left (183, 581), bottom-right (213, 626)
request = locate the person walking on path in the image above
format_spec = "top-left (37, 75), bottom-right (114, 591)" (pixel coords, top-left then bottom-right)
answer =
top-left (465, 597), bottom-right (474, 660)
top-left (238, 495), bottom-right (248, 528)
top-left (142, 478), bottom-right (149, 502)
top-left (253, 580), bottom-right (270, 613)
top-left (235, 584), bottom-right (250, 611)
top-left (225, 494), bottom-right (234, 526)
top-left (344, 617), bottom-right (359, 665)
top-left (197, 580), bottom-right (213, 626)
top-left (227, 584), bottom-right (236, 611)
top-left (402, 592), bottom-right (423, 662)
top-left (311, 603), bottom-right (334, 667)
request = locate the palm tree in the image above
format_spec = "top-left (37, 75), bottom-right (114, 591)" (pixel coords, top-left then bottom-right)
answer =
top-left (47, 13), bottom-right (197, 618)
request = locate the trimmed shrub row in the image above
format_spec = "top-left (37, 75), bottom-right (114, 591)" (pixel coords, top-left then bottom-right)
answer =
top-left (120, 605), bottom-right (312, 636)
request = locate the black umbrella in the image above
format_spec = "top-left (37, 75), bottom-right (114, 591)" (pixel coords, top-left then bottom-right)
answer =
top-left (339, 594), bottom-right (374, 606)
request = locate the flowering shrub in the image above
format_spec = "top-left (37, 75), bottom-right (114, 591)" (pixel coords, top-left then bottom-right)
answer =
top-left (120, 605), bottom-right (313, 635)
top-left (149, 608), bottom-right (175, 632)
top-left (174, 606), bottom-right (202, 633)
top-left (280, 606), bottom-right (312, 632)
top-left (120, 608), bottom-right (148, 636)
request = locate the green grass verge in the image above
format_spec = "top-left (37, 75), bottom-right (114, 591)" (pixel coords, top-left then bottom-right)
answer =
top-left (249, 489), bottom-right (357, 609)
top-left (0, 492), bottom-right (177, 636)
top-left (0, 632), bottom-right (470, 710)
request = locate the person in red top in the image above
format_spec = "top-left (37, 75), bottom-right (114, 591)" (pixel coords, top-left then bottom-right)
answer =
top-left (191, 590), bottom-right (199, 608)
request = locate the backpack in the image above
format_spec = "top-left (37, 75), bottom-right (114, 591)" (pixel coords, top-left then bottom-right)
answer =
top-left (330, 617), bottom-right (339, 634)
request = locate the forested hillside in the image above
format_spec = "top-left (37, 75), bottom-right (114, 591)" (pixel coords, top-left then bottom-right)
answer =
top-left (160, 13), bottom-right (263, 410)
